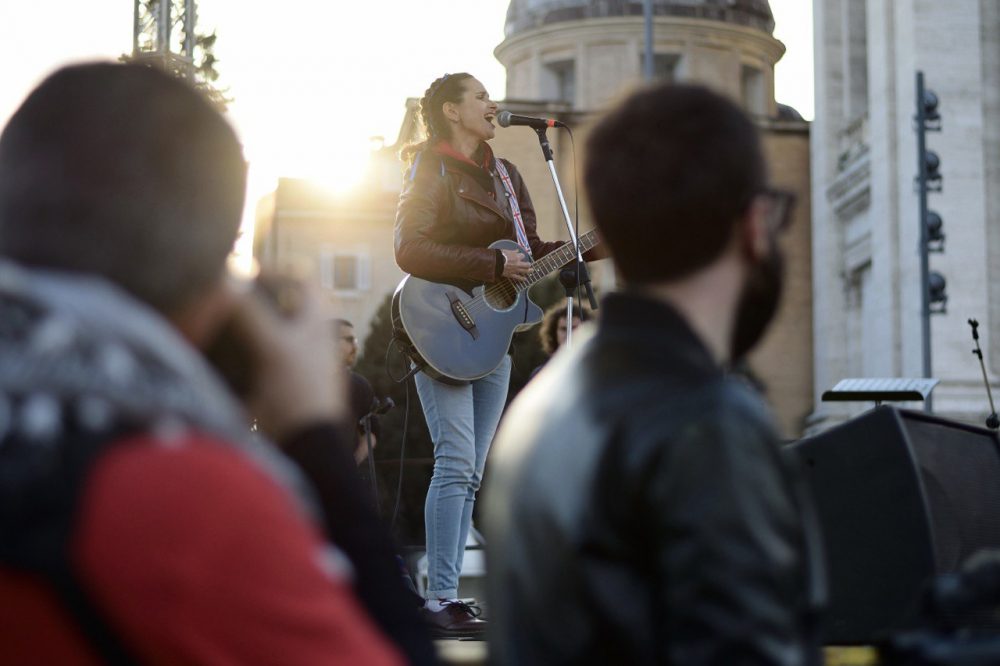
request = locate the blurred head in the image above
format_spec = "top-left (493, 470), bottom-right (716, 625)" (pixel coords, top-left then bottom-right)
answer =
top-left (585, 83), bottom-right (766, 286)
top-left (539, 300), bottom-right (591, 355)
top-left (585, 83), bottom-right (791, 360)
top-left (0, 62), bottom-right (246, 315)
top-left (332, 318), bottom-right (358, 367)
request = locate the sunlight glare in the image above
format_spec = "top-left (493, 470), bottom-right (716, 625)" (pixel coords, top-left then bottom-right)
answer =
top-left (295, 136), bottom-right (374, 196)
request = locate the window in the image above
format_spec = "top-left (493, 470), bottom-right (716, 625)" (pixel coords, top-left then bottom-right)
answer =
top-left (843, 0), bottom-right (869, 119)
top-left (741, 65), bottom-right (765, 116)
top-left (542, 59), bottom-right (575, 104)
top-left (641, 53), bottom-right (680, 83)
top-left (320, 250), bottom-right (371, 292)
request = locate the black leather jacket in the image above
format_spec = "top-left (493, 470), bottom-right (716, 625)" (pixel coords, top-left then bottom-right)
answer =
top-left (484, 292), bottom-right (825, 666)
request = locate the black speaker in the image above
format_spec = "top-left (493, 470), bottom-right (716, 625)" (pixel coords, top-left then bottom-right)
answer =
top-left (790, 407), bottom-right (1000, 643)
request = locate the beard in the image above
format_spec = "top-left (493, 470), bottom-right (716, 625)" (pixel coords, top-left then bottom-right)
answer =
top-left (730, 241), bottom-right (785, 362)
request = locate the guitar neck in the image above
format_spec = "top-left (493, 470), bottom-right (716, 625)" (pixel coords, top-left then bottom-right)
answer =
top-left (522, 230), bottom-right (601, 289)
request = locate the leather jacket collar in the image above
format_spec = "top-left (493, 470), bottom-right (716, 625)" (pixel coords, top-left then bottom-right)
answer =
top-left (599, 291), bottom-right (720, 380)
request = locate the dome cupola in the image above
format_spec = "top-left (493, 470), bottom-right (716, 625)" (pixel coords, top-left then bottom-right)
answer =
top-left (496, 0), bottom-right (784, 116)
top-left (505, 0), bottom-right (775, 38)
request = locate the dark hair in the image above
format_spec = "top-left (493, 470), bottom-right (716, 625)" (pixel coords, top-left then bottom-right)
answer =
top-left (0, 62), bottom-right (246, 313)
top-left (400, 72), bottom-right (474, 162)
top-left (584, 83), bottom-right (766, 284)
top-left (539, 299), bottom-right (591, 355)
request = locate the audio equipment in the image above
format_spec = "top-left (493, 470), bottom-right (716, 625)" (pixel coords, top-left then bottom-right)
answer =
top-left (789, 407), bottom-right (1000, 643)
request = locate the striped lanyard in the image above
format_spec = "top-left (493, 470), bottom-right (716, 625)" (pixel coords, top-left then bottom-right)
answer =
top-left (494, 160), bottom-right (533, 259)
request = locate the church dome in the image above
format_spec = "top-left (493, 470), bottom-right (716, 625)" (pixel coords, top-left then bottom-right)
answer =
top-left (505, 0), bottom-right (775, 37)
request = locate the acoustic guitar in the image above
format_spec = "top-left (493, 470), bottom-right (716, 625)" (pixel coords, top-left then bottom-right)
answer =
top-left (391, 229), bottom-right (600, 384)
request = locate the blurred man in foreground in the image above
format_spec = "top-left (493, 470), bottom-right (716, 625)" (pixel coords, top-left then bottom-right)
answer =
top-left (485, 84), bottom-right (824, 665)
top-left (0, 63), bottom-right (416, 664)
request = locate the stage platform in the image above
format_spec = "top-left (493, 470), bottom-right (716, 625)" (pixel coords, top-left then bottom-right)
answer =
top-left (434, 641), bottom-right (880, 665)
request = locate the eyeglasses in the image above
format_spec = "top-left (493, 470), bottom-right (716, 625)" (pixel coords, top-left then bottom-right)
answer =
top-left (758, 188), bottom-right (796, 235)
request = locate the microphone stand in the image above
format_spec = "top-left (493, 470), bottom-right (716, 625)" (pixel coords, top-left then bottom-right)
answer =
top-left (532, 127), bottom-right (598, 328)
top-left (361, 395), bottom-right (396, 508)
top-left (361, 407), bottom-right (380, 510)
top-left (559, 265), bottom-right (581, 347)
top-left (968, 319), bottom-right (999, 430)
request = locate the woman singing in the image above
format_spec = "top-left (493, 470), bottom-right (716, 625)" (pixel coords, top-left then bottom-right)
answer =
top-left (395, 73), bottom-right (576, 636)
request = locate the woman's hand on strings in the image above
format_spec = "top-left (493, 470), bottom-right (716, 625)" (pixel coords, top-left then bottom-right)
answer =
top-left (501, 249), bottom-right (532, 281)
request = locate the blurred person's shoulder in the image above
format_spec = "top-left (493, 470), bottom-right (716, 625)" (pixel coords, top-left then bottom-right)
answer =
top-left (78, 430), bottom-right (317, 538)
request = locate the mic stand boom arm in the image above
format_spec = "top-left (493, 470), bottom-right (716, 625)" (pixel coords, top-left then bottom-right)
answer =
top-left (531, 127), bottom-right (598, 349)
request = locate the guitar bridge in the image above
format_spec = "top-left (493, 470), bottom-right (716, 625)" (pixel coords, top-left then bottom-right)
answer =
top-left (446, 290), bottom-right (479, 340)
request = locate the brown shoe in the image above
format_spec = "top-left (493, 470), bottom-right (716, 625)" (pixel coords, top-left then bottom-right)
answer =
top-left (419, 600), bottom-right (487, 639)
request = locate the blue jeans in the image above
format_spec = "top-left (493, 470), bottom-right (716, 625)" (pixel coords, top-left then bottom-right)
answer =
top-left (415, 355), bottom-right (511, 600)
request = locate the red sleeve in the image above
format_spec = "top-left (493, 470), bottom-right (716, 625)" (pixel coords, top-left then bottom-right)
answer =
top-left (73, 433), bottom-right (405, 666)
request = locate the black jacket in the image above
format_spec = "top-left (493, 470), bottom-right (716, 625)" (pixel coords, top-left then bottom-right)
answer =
top-left (484, 292), bottom-right (825, 666)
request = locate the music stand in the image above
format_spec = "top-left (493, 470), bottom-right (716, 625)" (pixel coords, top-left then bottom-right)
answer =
top-left (822, 378), bottom-right (939, 408)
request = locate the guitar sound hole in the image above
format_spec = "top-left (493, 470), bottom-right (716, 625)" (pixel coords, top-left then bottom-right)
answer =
top-left (484, 282), bottom-right (516, 310)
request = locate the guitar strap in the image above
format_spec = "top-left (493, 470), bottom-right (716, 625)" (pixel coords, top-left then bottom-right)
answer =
top-left (494, 160), bottom-right (533, 259)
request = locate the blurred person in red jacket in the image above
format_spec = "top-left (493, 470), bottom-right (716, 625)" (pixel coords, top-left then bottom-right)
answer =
top-left (0, 63), bottom-right (418, 665)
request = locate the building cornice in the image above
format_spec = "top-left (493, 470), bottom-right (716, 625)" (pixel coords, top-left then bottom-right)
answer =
top-left (495, 15), bottom-right (786, 65)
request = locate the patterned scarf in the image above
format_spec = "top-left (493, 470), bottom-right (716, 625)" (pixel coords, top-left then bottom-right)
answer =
top-left (0, 260), bottom-right (321, 568)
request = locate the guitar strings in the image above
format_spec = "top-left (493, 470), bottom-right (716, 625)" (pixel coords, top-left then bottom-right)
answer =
top-left (464, 272), bottom-right (531, 314)
top-left (460, 237), bottom-right (593, 316)
top-left (464, 253), bottom-right (567, 313)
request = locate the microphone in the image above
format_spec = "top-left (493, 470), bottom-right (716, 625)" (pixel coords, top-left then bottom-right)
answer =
top-left (496, 110), bottom-right (565, 129)
top-left (372, 396), bottom-right (395, 416)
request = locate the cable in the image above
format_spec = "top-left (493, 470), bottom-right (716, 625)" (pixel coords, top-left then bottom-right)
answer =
top-left (383, 334), bottom-right (414, 533)
top-left (562, 126), bottom-right (591, 309)
top-left (390, 376), bottom-right (410, 531)
top-left (385, 336), bottom-right (404, 383)
top-left (567, 127), bottom-right (585, 305)
top-left (364, 416), bottom-right (380, 510)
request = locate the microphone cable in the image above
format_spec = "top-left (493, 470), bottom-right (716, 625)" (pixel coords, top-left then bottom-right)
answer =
top-left (384, 335), bottom-right (416, 533)
top-left (390, 378), bottom-right (411, 532)
top-left (568, 126), bottom-right (584, 306)
top-left (361, 393), bottom-right (397, 512)
top-left (363, 406), bottom-right (380, 511)
top-left (562, 126), bottom-right (592, 313)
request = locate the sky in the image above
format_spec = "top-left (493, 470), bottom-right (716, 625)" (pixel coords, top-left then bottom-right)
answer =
top-left (0, 0), bottom-right (813, 266)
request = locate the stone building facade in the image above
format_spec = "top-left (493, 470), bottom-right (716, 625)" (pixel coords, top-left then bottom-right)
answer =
top-left (495, 0), bottom-right (814, 437)
top-left (254, 0), bottom-right (815, 436)
top-left (253, 174), bottom-right (403, 345)
top-left (811, 0), bottom-right (1000, 430)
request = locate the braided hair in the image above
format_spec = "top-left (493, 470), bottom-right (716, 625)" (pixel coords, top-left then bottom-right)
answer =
top-left (400, 72), bottom-right (474, 163)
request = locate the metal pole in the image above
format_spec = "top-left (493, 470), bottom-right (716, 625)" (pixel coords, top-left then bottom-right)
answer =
top-left (158, 0), bottom-right (170, 54)
top-left (564, 294), bottom-right (575, 348)
top-left (185, 0), bottom-right (197, 62)
top-left (643, 0), bottom-right (654, 82)
top-left (133, 0), bottom-right (141, 54)
top-left (545, 159), bottom-right (580, 252)
top-left (532, 128), bottom-right (598, 310)
top-left (916, 71), bottom-right (933, 412)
